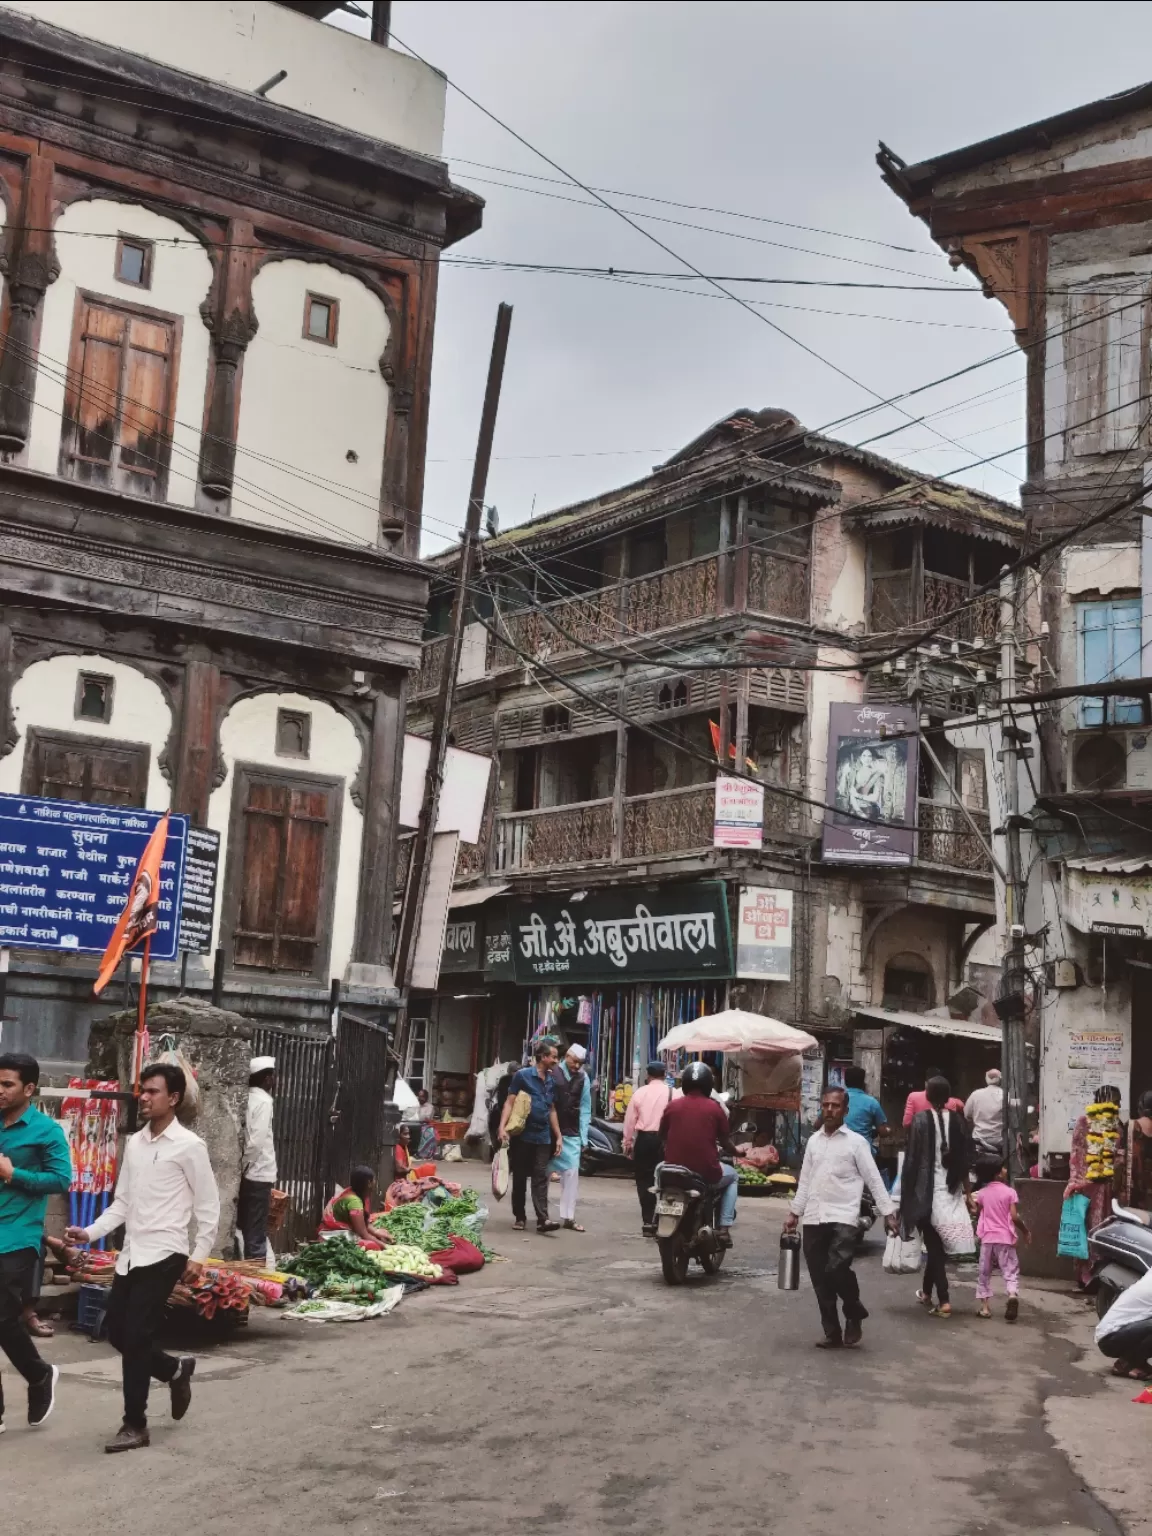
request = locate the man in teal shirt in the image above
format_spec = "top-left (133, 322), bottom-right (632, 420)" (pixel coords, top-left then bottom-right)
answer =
top-left (843, 1065), bottom-right (888, 1153)
top-left (0, 1052), bottom-right (71, 1429)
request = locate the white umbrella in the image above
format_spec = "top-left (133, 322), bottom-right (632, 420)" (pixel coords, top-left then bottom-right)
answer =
top-left (657, 1009), bottom-right (818, 1058)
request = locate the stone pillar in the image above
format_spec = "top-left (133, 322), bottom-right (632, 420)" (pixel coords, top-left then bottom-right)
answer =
top-left (88, 998), bottom-right (252, 1257)
top-left (0, 154), bottom-right (56, 454)
top-left (198, 220), bottom-right (259, 501)
top-left (173, 658), bottom-right (221, 826)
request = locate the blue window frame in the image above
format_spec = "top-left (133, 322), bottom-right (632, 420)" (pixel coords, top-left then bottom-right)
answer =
top-left (1078, 599), bottom-right (1143, 725)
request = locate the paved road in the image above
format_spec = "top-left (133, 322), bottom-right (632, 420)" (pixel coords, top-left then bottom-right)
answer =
top-left (3, 1167), bottom-right (1135, 1535)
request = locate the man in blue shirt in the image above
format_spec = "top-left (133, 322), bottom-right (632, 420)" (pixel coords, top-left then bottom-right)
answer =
top-left (0, 1052), bottom-right (72, 1431)
top-left (843, 1065), bottom-right (888, 1153)
top-left (499, 1039), bottom-right (563, 1234)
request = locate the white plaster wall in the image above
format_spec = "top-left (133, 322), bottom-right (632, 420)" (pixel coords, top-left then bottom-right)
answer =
top-left (207, 693), bottom-right (363, 981)
top-left (806, 647), bottom-right (863, 818)
top-left (1040, 981), bottom-right (1132, 1156)
top-left (1065, 542), bottom-right (1139, 596)
top-left (824, 897), bottom-right (867, 1008)
top-left (821, 538), bottom-right (866, 632)
top-left (1, 2), bottom-right (446, 158)
top-left (0, 655), bottom-right (172, 808)
top-left (234, 261), bottom-right (389, 545)
top-left (30, 200), bottom-right (214, 506)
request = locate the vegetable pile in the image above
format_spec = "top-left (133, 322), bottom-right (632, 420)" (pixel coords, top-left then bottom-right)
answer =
top-left (737, 1167), bottom-right (770, 1186)
top-left (285, 1236), bottom-right (387, 1287)
top-left (368, 1244), bottom-right (441, 1279)
top-left (371, 1189), bottom-right (491, 1257)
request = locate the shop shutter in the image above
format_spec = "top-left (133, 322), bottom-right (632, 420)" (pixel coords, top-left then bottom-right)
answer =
top-left (227, 768), bottom-right (341, 978)
top-left (21, 728), bottom-right (149, 807)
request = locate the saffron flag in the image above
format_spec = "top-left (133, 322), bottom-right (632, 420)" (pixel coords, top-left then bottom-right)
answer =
top-left (708, 719), bottom-right (759, 774)
top-left (93, 814), bottom-right (169, 996)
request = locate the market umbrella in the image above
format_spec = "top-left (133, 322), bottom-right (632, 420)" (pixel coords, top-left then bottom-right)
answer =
top-left (656, 1009), bottom-right (818, 1058)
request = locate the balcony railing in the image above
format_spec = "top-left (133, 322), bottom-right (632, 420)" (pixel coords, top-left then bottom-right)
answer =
top-left (917, 800), bottom-right (992, 873)
top-left (494, 799), bottom-right (614, 872)
top-left (869, 571), bottom-right (999, 643)
top-left (417, 634), bottom-right (450, 696)
top-left (622, 783), bottom-right (716, 858)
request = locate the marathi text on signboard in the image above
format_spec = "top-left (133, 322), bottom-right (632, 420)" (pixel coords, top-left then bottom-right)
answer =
top-left (1066, 867), bottom-right (1152, 939)
top-left (713, 776), bottom-right (764, 850)
top-left (1067, 1030), bottom-right (1126, 1075)
top-left (483, 914), bottom-right (516, 981)
top-left (177, 826), bottom-right (220, 954)
top-left (821, 701), bottom-right (918, 866)
top-left (736, 886), bottom-right (793, 981)
top-left (506, 883), bottom-right (732, 985)
top-left (0, 794), bottom-right (188, 960)
top-left (440, 913), bottom-right (483, 973)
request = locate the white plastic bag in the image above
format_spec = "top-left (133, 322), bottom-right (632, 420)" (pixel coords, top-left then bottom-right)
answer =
top-left (882, 1230), bottom-right (922, 1275)
top-left (491, 1145), bottom-right (510, 1201)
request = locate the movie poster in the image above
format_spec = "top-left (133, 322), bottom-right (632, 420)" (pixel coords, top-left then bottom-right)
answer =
top-left (821, 702), bottom-right (918, 865)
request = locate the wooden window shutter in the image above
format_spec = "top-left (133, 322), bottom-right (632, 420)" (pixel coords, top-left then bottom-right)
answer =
top-left (1066, 282), bottom-right (1148, 456)
top-left (61, 294), bottom-right (180, 499)
top-left (21, 728), bottom-right (149, 808)
top-left (227, 767), bottom-right (341, 979)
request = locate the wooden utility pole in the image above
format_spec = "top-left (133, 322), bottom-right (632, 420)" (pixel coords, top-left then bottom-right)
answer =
top-left (999, 564), bottom-right (1030, 1181)
top-left (393, 303), bottom-right (513, 1068)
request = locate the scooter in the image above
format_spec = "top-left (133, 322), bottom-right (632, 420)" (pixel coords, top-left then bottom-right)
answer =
top-left (1088, 1201), bottom-right (1152, 1320)
top-left (855, 1188), bottom-right (878, 1249)
top-left (652, 1162), bottom-right (731, 1285)
top-left (580, 1117), bottom-right (632, 1176)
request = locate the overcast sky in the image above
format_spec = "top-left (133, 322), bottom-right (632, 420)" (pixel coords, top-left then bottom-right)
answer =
top-left (347, 3), bottom-right (1152, 553)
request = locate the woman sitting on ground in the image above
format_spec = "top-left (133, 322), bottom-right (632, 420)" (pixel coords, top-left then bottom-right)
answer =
top-left (320, 1165), bottom-right (391, 1248)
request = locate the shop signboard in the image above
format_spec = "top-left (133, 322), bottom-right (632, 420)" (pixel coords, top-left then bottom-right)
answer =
top-left (822, 701), bottom-right (918, 866)
top-left (735, 886), bottom-right (793, 981)
top-left (1066, 867), bottom-right (1152, 939)
top-left (800, 1045), bottom-right (824, 1130)
top-left (0, 793), bottom-right (189, 960)
top-left (713, 776), bottom-right (764, 850)
top-left (483, 908), bottom-right (516, 981)
top-left (440, 912), bottom-right (484, 973)
top-left (506, 881), bottom-right (732, 985)
top-left (1067, 1030), bottom-right (1125, 1075)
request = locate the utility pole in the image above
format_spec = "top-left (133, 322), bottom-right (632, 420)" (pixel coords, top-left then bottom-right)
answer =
top-left (392, 303), bottom-right (513, 1070)
top-left (998, 564), bottom-right (1030, 1181)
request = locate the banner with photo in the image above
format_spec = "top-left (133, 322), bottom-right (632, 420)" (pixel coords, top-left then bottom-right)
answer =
top-left (822, 701), bottom-right (918, 866)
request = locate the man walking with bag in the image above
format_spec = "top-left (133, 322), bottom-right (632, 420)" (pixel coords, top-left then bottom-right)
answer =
top-left (549, 1044), bottom-right (591, 1231)
top-left (499, 1041), bottom-right (563, 1234)
top-left (67, 1061), bottom-right (220, 1453)
top-left (0, 1053), bottom-right (71, 1431)
top-left (784, 1086), bottom-right (897, 1349)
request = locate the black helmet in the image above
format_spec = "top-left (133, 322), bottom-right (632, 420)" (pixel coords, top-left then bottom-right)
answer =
top-left (681, 1061), bottom-right (714, 1095)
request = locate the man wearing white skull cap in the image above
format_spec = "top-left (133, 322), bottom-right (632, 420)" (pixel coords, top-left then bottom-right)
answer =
top-left (548, 1043), bottom-right (591, 1231)
top-left (239, 1057), bottom-right (277, 1262)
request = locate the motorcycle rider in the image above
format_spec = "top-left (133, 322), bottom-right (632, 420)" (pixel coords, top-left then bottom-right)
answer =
top-left (658, 1062), bottom-right (740, 1244)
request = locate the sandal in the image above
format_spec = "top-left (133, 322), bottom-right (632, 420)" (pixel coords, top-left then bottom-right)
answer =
top-left (977, 1306), bottom-right (991, 1320)
top-left (562, 1220), bottom-right (585, 1232)
top-left (512, 1220), bottom-right (526, 1231)
top-left (24, 1315), bottom-right (54, 1338)
top-left (536, 1220), bottom-right (561, 1234)
top-left (1111, 1359), bottom-right (1152, 1380)
top-left (929, 1303), bottom-right (952, 1319)
top-left (914, 1290), bottom-right (933, 1309)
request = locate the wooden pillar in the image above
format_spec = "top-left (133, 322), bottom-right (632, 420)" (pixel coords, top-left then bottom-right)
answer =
top-left (611, 669), bottom-right (628, 861)
top-left (735, 667), bottom-right (750, 772)
top-left (172, 660), bottom-right (221, 827)
top-left (0, 623), bottom-right (15, 763)
top-left (718, 496), bottom-right (734, 614)
top-left (353, 680), bottom-right (406, 966)
top-left (0, 154), bottom-right (56, 454)
top-left (198, 219), bottom-right (259, 501)
top-left (733, 492), bottom-right (750, 614)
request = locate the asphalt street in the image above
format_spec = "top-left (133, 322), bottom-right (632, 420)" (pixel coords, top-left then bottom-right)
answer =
top-left (4, 1166), bottom-right (1144, 1535)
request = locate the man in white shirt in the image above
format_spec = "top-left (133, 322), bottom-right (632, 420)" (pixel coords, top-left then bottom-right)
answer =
top-left (784, 1086), bottom-right (897, 1349)
top-left (239, 1056), bottom-right (277, 1264)
top-left (1096, 1266), bottom-right (1152, 1379)
top-left (66, 1061), bottom-right (220, 1454)
top-left (964, 1068), bottom-right (1005, 1158)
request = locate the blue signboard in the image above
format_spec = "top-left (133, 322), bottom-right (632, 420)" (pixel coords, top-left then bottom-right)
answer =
top-left (0, 795), bottom-right (189, 960)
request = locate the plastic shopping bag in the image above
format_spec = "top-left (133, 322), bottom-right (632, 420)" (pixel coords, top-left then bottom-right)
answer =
top-left (1057, 1193), bottom-right (1090, 1260)
top-left (491, 1145), bottom-right (510, 1202)
top-left (882, 1230), bottom-right (922, 1275)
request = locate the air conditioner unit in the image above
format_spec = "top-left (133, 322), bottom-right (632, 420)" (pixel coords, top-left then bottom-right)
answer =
top-left (1068, 728), bottom-right (1152, 792)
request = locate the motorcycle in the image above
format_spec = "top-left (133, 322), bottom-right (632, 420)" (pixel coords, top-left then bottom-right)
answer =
top-left (652, 1161), bottom-right (731, 1284)
top-left (580, 1117), bottom-right (633, 1176)
top-left (1089, 1200), bottom-right (1152, 1320)
top-left (855, 1188), bottom-right (877, 1249)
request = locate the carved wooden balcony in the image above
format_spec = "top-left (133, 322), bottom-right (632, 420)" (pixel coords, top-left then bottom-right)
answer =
top-left (869, 571), bottom-right (998, 644)
top-left (623, 783), bottom-right (715, 858)
top-left (917, 799), bottom-right (992, 873)
top-left (494, 798), bottom-right (614, 872)
top-left (416, 634), bottom-right (450, 696)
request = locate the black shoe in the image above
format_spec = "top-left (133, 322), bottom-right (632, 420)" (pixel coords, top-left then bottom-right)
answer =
top-left (815, 1335), bottom-right (843, 1349)
top-left (536, 1220), bottom-right (560, 1234)
top-left (106, 1421), bottom-right (150, 1453)
top-left (844, 1319), bottom-right (863, 1347)
top-left (170, 1356), bottom-right (195, 1421)
top-left (641, 1222), bottom-right (657, 1237)
top-left (27, 1364), bottom-right (58, 1427)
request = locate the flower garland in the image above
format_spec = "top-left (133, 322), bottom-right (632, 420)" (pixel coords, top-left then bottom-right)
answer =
top-left (1085, 1100), bottom-right (1122, 1182)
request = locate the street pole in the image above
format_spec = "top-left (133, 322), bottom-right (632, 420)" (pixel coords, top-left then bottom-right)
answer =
top-left (999, 564), bottom-right (1029, 1180)
top-left (392, 302), bottom-right (513, 1070)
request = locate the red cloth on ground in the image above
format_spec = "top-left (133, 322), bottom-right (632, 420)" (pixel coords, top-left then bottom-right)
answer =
top-left (428, 1235), bottom-right (485, 1275)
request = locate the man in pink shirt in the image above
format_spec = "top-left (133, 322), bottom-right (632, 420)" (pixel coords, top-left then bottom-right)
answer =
top-left (903, 1070), bottom-right (964, 1127)
top-left (623, 1062), bottom-right (674, 1236)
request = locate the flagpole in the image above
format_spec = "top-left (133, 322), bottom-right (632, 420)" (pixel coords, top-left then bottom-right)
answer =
top-left (134, 933), bottom-right (151, 1094)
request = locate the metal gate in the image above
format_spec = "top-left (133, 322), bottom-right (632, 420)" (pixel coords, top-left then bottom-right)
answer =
top-left (328, 1012), bottom-right (395, 1184)
top-left (250, 1025), bottom-right (331, 1248)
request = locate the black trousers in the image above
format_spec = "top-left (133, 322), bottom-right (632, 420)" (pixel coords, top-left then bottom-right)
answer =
top-left (0, 1247), bottom-right (50, 1418)
top-left (105, 1253), bottom-right (187, 1429)
top-left (802, 1223), bottom-right (866, 1338)
top-left (920, 1221), bottom-right (950, 1305)
top-left (238, 1178), bottom-right (274, 1262)
top-left (1099, 1318), bottom-right (1152, 1363)
top-left (508, 1138), bottom-right (551, 1225)
top-left (633, 1131), bottom-right (662, 1226)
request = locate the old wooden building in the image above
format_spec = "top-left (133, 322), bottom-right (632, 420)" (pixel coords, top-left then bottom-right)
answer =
top-left (881, 79), bottom-right (1152, 1164)
top-left (408, 408), bottom-right (1012, 1133)
top-left (0, 0), bottom-right (480, 1066)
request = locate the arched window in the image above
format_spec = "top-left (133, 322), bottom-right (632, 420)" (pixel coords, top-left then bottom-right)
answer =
top-left (882, 952), bottom-right (935, 1014)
